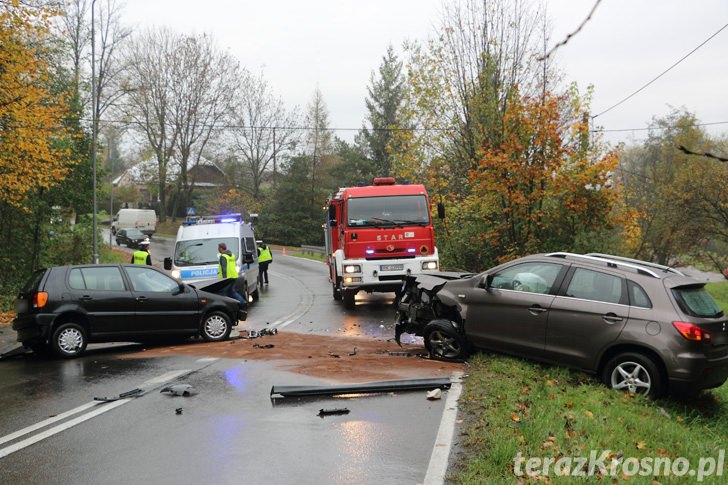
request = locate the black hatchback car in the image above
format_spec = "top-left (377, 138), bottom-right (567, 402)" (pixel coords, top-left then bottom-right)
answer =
top-left (115, 228), bottom-right (149, 248)
top-left (12, 264), bottom-right (245, 358)
top-left (395, 252), bottom-right (728, 397)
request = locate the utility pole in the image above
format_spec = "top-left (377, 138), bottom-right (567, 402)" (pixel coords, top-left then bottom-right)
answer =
top-left (91, 0), bottom-right (99, 264)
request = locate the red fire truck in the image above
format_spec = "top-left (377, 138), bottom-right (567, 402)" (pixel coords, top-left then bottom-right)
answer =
top-left (324, 177), bottom-right (442, 308)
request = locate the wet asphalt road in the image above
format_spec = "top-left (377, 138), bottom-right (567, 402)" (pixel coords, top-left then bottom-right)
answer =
top-left (0, 244), bottom-right (456, 484)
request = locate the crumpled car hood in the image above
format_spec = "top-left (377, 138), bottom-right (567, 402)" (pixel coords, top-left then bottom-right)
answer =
top-left (407, 272), bottom-right (474, 292)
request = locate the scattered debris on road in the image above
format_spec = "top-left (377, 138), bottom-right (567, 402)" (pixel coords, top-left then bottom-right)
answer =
top-left (253, 343), bottom-right (274, 349)
top-left (175, 408), bottom-right (183, 415)
top-left (244, 328), bottom-right (278, 339)
top-left (318, 408), bottom-right (350, 418)
top-left (160, 384), bottom-right (195, 397)
top-left (94, 388), bottom-right (144, 402)
top-left (426, 388), bottom-right (442, 400)
top-left (270, 377), bottom-right (452, 399)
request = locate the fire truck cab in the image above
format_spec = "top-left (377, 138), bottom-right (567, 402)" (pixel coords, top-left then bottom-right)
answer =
top-left (325, 178), bottom-right (441, 308)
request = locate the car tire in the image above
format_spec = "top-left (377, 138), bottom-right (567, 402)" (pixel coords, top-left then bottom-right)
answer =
top-left (251, 280), bottom-right (260, 301)
top-left (343, 289), bottom-right (356, 309)
top-left (423, 320), bottom-right (469, 361)
top-left (602, 352), bottom-right (665, 398)
top-left (200, 311), bottom-right (232, 342)
top-left (51, 322), bottom-right (87, 359)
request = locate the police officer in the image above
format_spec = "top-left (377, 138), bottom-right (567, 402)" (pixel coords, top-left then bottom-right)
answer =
top-left (217, 242), bottom-right (248, 311)
top-left (131, 240), bottom-right (152, 265)
top-left (256, 240), bottom-right (273, 285)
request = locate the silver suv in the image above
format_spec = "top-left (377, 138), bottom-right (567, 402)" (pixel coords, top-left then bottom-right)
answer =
top-left (395, 252), bottom-right (728, 397)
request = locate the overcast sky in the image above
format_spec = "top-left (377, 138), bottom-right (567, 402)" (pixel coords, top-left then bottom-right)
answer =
top-left (120, 0), bottom-right (728, 146)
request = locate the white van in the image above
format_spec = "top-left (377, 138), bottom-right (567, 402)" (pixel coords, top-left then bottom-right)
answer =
top-left (163, 213), bottom-right (260, 302)
top-left (112, 209), bottom-right (157, 237)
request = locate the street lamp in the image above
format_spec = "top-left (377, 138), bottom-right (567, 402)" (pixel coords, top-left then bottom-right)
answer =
top-left (91, 0), bottom-right (98, 264)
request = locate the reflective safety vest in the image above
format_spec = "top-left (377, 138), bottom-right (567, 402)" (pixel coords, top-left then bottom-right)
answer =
top-left (218, 252), bottom-right (239, 278)
top-left (133, 250), bottom-right (149, 265)
top-left (258, 245), bottom-right (272, 263)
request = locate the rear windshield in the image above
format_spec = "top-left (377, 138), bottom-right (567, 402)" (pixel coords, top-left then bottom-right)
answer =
top-left (21, 269), bottom-right (46, 293)
top-left (672, 285), bottom-right (723, 318)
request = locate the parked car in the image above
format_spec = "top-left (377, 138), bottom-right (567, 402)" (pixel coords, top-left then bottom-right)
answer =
top-left (115, 228), bottom-right (149, 248)
top-left (395, 252), bottom-right (728, 397)
top-left (12, 264), bottom-right (246, 358)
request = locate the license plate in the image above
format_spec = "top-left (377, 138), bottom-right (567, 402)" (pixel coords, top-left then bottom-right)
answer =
top-left (380, 264), bottom-right (403, 271)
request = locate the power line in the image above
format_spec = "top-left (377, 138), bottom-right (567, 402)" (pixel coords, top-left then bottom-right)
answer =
top-left (592, 22), bottom-right (728, 119)
top-left (592, 120), bottom-right (728, 133)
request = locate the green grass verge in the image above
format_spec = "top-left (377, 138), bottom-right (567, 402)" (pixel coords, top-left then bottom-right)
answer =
top-left (99, 246), bottom-right (130, 264)
top-left (451, 354), bottom-right (728, 483)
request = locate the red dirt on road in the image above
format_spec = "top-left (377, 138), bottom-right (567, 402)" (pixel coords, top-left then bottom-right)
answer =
top-left (128, 331), bottom-right (464, 382)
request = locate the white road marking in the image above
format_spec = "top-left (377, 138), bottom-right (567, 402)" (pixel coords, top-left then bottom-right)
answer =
top-left (259, 271), bottom-right (316, 330)
top-left (0, 368), bottom-right (193, 459)
top-left (0, 399), bottom-right (131, 459)
top-left (0, 401), bottom-right (99, 447)
top-left (423, 371), bottom-right (464, 485)
top-left (196, 358), bottom-right (219, 363)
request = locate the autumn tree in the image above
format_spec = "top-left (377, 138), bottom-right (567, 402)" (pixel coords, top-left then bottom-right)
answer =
top-left (0, 1), bottom-right (79, 290)
top-left (0, 2), bottom-right (75, 209)
top-left (460, 89), bottom-right (621, 268)
top-left (620, 109), bottom-right (724, 264)
top-left (120, 28), bottom-right (179, 222)
top-left (228, 69), bottom-right (300, 200)
top-left (392, 0), bottom-right (547, 196)
top-left (167, 33), bottom-right (239, 219)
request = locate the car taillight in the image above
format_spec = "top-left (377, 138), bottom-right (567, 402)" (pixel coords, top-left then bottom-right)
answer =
top-left (33, 292), bottom-right (48, 308)
top-left (673, 321), bottom-right (712, 341)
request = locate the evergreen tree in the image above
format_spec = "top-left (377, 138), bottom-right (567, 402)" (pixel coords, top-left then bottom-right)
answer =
top-left (361, 45), bottom-right (405, 176)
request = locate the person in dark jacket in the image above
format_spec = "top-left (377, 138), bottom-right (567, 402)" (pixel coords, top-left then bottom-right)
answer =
top-left (131, 240), bottom-right (152, 265)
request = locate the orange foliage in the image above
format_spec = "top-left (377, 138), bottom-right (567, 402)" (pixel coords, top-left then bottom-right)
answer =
top-left (0, 4), bottom-right (76, 209)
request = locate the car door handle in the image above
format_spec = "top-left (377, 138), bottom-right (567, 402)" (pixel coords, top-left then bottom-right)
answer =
top-left (136, 296), bottom-right (148, 302)
top-left (602, 313), bottom-right (623, 324)
top-left (528, 305), bottom-right (548, 315)
top-left (79, 295), bottom-right (93, 301)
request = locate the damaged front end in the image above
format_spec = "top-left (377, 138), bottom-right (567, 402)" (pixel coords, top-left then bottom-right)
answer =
top-left (394, 272), bottom-right (472, 346)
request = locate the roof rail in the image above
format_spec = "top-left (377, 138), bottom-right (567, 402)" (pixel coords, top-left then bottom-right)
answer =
top-left (585, 253), bottom-right (685, 276)
top-left (545, 252), bottom-right (661, 278)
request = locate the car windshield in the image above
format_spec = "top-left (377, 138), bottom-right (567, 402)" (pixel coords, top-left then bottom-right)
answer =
top-left (672, 285), bottom-right (724, 318)
top-left (126, 229), bottom-right (145, 238)
top-left (174, 237), bottom-right (238, 266)
top-left (347, 195), bottom-right (430, 227)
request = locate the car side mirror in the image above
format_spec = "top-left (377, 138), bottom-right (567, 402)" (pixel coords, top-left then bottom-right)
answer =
top-left (173, 282), bottom-right (185, 295)
top-left (164, 257), bottom-right (172, 270)
top-left (481, 274), bottom-right (493, 289)
top-left (437, 202), bottom-right (445, 219)
top-left (243, 252), bottom-right (254, 264)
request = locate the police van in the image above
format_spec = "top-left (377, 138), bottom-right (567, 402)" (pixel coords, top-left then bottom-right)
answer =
top-left (163, 213), bottom-right (260, 302)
